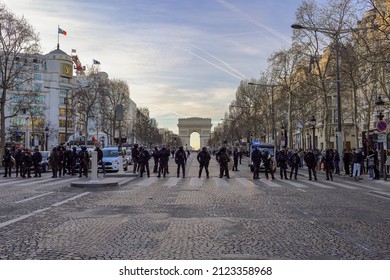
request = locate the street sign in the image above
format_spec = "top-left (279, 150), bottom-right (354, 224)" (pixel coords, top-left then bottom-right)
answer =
top-left (376, 120), bottom-right (387, 132)
top-left (378, 133), bottom-right (386, 143)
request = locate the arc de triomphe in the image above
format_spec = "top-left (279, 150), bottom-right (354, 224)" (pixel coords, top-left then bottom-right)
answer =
top-left (177, 117), bottom-right (212, 149)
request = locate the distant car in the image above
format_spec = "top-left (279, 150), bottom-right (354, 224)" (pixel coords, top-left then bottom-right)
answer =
top-left (98, 147), bottom-right (128, 172)
top-left (39, 151), bottom-right (51, 172)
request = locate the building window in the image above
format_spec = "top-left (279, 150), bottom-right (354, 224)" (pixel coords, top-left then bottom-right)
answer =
top-left (33, 83), bottom-right (42, 92)
top-left (33, 73), bottom-right (42, 80)
top-left (33, 64), bottom-right (39, 71)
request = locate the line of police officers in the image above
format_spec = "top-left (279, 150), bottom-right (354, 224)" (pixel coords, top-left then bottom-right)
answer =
top-left (2, 145), bottom-right (91, 179)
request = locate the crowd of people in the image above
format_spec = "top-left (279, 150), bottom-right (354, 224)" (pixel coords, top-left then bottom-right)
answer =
top-left (2, 143), bottom-right (385, 181)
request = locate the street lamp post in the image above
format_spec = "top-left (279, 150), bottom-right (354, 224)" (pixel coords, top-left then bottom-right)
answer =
top-left (248, 82), bottom-right (277, 144)
top-left (375, 96), bottom-right (386, 180)
top-left (310, 116), bottom-right (316, 150)
top-left (45, 126), bottom-right (49, 151)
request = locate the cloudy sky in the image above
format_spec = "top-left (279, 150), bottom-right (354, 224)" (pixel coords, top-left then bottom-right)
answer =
top-left (4, 0), bottom-right (307, 142)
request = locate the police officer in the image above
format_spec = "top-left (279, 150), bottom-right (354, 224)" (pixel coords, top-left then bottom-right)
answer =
top-left (216, 147), bottom-right (229, 179)
top-left (251, 147), bottom-right (262, 179)
top-left (14, 148), bottom-right (24, 177)
top-left (175, 146), bottom-right (187, 178)
top-left (78, 146), bottom-right (89, 178)
top-left (70, 147), bottom-right (78, 176)
top-left (289, 149), bottom-right (300, 180)
top-left (304, 149), bottom-right (318, 181)
top-left (157, 146), bottom-right (170, 178)
top-left (22, 149), bottom-right (33, 178)
top-left (152, 146), bottom-right (160, 173)
top-left (197, 147), bottom-right (211, 178)
top-left (232, 148), bottom-right (239, 171)
top-left (50, 147), bottom-right (60, 178)
top-left (2, 148), bottom-right (13, 177)
top-left (132, 144), bottom-right (140, 174)
top-left (262, 149), bottom-right (275, 180)
top-left (277, 149), bottom-right (289, 180)
top-left (139, 146), bottom-right (151, 178)
top-left (32, 147), bottom-right (42, 177)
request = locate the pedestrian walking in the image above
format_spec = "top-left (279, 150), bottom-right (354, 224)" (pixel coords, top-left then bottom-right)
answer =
top-left (197, 146), bottom-right (211, 178)
top-left (367, 150), bottom-right (375, 180)
top-left (289, 149), bottom-right (300, 180)
top-left (95, 146), bottom-right (105, 175)
top-left (304, 149), bottom-right (317, 181)
top-left (175, 146), bottom-right (187, 178)
top-left (277, 149), bottom-right (289, 180)
top-left (58, 146), bottom-right (65, 177)
top-left (352, 148), bottom-right (363, 180)
top-left (14, 148), bottom-right (24, 177)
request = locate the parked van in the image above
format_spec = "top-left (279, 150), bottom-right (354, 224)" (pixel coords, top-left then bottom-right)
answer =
top-left (248, 141), bottom-right (276, 172)
top-left (98, 147), bottom-right (128, 172)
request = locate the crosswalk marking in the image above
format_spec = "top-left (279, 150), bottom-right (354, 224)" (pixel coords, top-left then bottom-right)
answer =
top-left (325, 180), bottom-right (358, 190)
top-left (304, 180), bottom-right (335, 189)
top-left (261, 179), bottom-right (282, 187)
top-left (164, 177), bottom-right (181, 187)
top-left (235, 178), bottom-right (256, 188)
top-left (284, 180), bottom-right (309, 188)
top-left (214, 178), bottom-right (230, 187)
top-left (190, 178), bottom-right (203, 187)
top-left (134, 177), bottom-right (157, 186)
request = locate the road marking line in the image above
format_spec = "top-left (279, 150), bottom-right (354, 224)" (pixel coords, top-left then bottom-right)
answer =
top-left (14, 192), bottom-right (54, 204)
top-left (0, 192), bottom-right (90, 229)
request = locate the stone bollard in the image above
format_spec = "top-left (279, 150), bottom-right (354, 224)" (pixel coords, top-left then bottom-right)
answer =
top-left (90, 151), bottom-right (99, 182)
top-left (117, 151), bottom-right (125, 175)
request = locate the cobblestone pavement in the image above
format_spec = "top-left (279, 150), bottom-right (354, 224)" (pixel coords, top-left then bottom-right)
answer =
top-left (0, 153), bottom-right (389, 260)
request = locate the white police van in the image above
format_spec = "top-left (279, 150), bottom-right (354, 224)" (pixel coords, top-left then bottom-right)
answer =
top-left (98, 147), bottom-right (128, 172)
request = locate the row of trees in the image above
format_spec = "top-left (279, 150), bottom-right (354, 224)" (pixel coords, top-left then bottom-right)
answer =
top-left (212, 0), bottom-right (389, 151)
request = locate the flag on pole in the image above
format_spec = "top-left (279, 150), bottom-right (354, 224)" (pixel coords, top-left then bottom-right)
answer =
top-left (58, 27), bottom-right (67, 35)
top-left (93, 59), bottom-right (101, 65)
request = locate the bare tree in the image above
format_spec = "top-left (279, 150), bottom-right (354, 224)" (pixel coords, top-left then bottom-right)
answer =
top-left (0, 3), bottom-right (40, 154)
